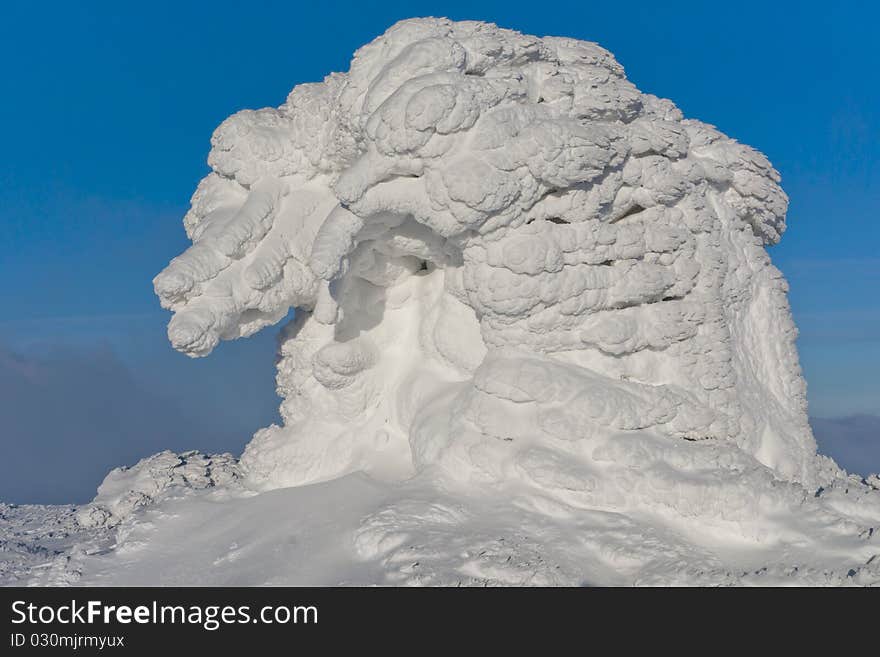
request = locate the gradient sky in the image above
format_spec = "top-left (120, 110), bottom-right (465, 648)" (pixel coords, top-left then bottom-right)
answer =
top-left (1, 1), bottom-right (877, 502)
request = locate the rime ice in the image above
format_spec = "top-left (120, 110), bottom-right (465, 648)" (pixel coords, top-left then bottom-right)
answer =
top-left (28, 19), bottom-right (880, 586)
top-left (154, 18), bottom-right (815, 487)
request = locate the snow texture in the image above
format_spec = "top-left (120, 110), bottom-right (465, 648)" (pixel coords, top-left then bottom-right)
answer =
top-left (7, 18), bottom-right (879, 586)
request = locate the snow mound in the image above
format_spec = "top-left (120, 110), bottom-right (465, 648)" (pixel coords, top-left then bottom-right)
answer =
top-left (76, 451), bottom-right (241, 529)
top-left (29, 18), bottom-right (878, 586)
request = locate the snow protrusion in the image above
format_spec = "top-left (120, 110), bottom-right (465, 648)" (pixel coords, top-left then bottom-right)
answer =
top-left (76, 451), bottom-right (241, 529)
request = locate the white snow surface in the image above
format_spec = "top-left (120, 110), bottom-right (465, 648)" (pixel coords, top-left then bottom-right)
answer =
top-left (5, 18), bottom-right (880, 586)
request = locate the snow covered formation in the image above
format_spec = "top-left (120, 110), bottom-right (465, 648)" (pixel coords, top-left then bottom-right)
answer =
top-left (13, 18), bottom-right (879, 586)
top-left (154, 17), bottom-right (813, 486)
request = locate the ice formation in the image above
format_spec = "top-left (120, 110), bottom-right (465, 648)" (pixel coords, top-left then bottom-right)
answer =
top-left (154, 17), bottom-right (813, 486)
top-left (12, 18), bottom-right (878, 586)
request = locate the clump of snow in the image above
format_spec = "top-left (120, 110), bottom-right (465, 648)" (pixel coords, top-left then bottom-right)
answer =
top-left (76, 451), bottom-right (240, 529)
top-left (11, 18), bottom-right (878, 587)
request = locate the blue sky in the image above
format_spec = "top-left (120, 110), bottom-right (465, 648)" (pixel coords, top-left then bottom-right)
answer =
top-left (1, 1), bottom-right (877, 502)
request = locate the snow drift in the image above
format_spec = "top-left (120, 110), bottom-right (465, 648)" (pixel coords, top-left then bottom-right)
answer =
top-left (19, 18), bottom-right (880, 586)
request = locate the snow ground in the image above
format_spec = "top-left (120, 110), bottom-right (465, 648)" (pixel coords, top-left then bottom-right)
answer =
top-left (3, 467), bottom-right (878, 587)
